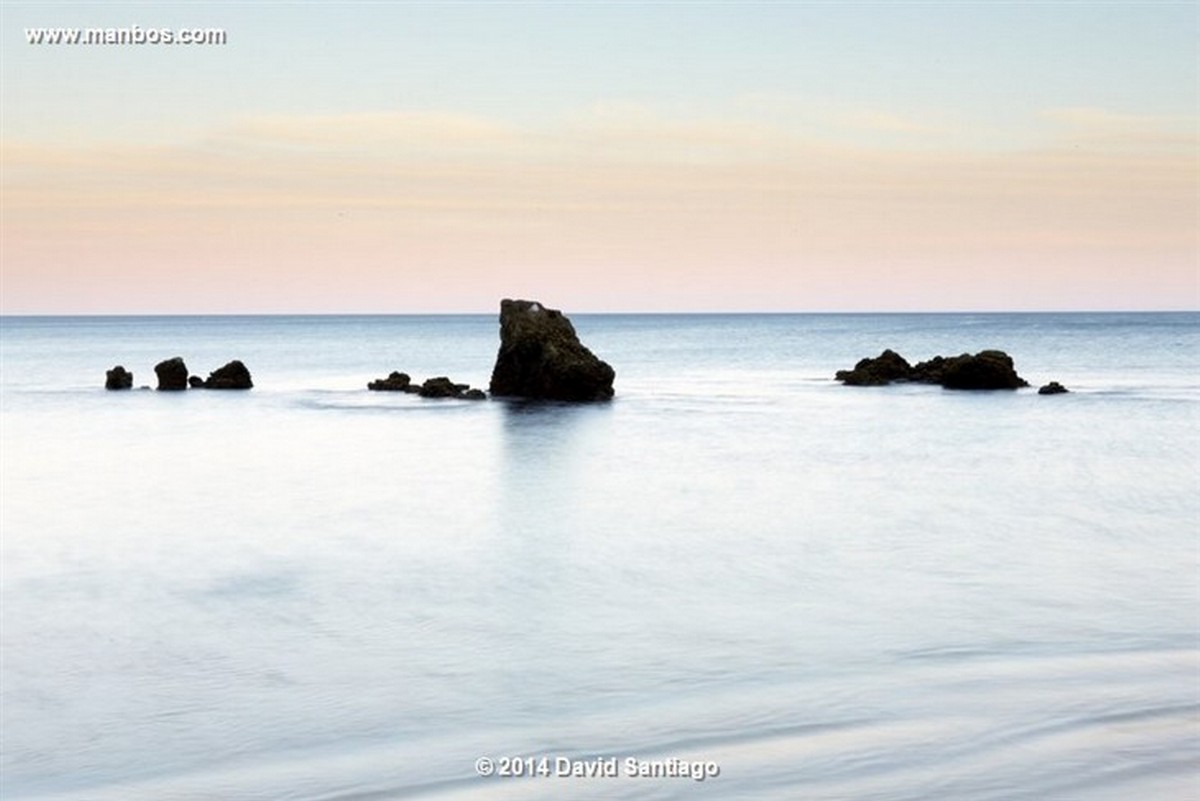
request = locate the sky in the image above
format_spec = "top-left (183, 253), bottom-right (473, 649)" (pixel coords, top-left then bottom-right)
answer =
top-left (1, 1), bottom-right (1197, 314)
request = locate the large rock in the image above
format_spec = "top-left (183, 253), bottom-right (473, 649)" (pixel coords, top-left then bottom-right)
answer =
top-left (937, 351), bottom-right (1027, 390)
top-left (202, 360), bottom-right (253, 390)
top-left (105, 365), bottom-right (133, 390)
top-left (154, 357), bottom-right (189, 391)
top-left (488, 299), bottom-right (615, 401)
top-left (835, 349), bottom-right (1028, 390)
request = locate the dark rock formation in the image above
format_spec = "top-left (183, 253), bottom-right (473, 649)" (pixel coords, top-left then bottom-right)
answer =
top-left (488, 299), bottom-right (615, 401)
top-left (188, 376), bottom-right (205, 389)
top-left (1038, 381), bottom-right (1069, 395)
top-left (202, 360), bottom-right (253, 390)
top-left (908, 355), bottom-right (952, 385)
top-left (937, 351), bottom-right (1028, 390)
top-left (835, 349), bottom-right (1028, 390)
top-left (369, 370), bottom-right (486, 399)
top-left (368, 371), bottom-right (412, 392)
top-left (105, 366), bottom-right (133, 390)
top-left (154, 357), bottom-right (189, 391)
top-left (418, 377), bottom-right (469, 398)
top-left (835, 349), bottom-right (912, 386)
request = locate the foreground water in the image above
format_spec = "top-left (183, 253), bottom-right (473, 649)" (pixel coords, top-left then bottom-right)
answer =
top-left (1, 313), bottom-right (1197, 800)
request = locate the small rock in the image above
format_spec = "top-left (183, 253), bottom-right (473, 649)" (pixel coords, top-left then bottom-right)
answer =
top-left (154, 357), bottom-right (189, 391)
top-left (368, 371), bottom-right (412, 391)
top-left (418, 376), bottom-right (469, 398)
top-left (463, 388), bottom-right (488, 401)
top-left (1038, 381), bottom-right (1069, 395)
top-left (834, 349), bottom-right (912, 386)
top-left (188, 376), bottom-right (205, 389)
top-left (105, 365), bottom-right (133, 390)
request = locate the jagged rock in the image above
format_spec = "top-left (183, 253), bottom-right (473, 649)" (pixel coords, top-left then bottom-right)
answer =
top-left (105, 366), bottom-right (133, 390)
top-left (368, 371), bottom-right (412, 391)
top-left (418, 377), bottom-right (469, 398)
top-left (463, 389), bottom-right (488, 401)
top-left (488, 299), bottom-right (615, 401)
top-left (937, 351), bottom-right (1028, 390)
top-left (202, 360), bottom-right (253, 390)
top-left (1038, 381), bottom-right (1069, 395)
top-left (834, 349), bottom-right (912, 386)
top-left (835, 349), bottom-right (1027, 390)
top-left (154, 357), bottom-right (189, 391)
top-left (188, 376), bottom-right (204, 389)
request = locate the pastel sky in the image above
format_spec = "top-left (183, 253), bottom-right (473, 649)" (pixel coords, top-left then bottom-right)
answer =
top-left (1, 2), bottom-right (1196, 313)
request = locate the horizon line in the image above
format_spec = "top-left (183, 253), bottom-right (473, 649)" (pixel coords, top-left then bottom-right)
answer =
top-left (3, 308), bottom-right (1198, 319)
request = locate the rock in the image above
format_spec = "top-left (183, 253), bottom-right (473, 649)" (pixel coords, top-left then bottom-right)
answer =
top-left (418, 377), bottom-right (469, 398)
top-left (188, 376), bottom-right (205, 389)
top-left (154, 357), bottom-right (189, 391)
top-left (908, 355), bottom-right (952, 385)
top-left (1038, 381), bottom-right (1069, 395)
top-left (834, 349), bottom-right (912, 386)
top-left (835, 349), bottom-right (1028, 390)
top-left (368, 371), bottom-right (484, 398)
top-left (368, 371), bottom-right (412, 391)
top-left (488, 299), bottom-right (615, 401)
top-left (202, 360), bottom-right (253, 390)
top-left (105, 366), bottom-right (133, 390)
top-left (937, 350), bottom-right (1028, 390)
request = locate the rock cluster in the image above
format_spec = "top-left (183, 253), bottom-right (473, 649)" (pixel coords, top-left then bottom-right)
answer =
top-left (488, 299), bottom-right (615, 401)
top-left (1038, 381), bottom-right (1069, 395)
top-left (105, 365), bottom-right (134, 390)
top-left (367, 371), bottom-right (486, 400)
top-left (148, 357), bottom-right (253, 390)
top-left (836, 349), bottom-right (1028, 390)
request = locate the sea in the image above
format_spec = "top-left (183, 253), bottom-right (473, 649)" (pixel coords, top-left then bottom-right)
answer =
top-left (1, 312), bottom-right (1197, 801)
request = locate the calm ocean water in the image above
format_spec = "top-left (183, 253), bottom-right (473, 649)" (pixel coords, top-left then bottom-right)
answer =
top-left (1, 312), bottom-right (1197, 800)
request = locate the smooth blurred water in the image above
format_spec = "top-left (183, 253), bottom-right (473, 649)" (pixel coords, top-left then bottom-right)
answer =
top-left (1, 313), bottom-right (1197, 800)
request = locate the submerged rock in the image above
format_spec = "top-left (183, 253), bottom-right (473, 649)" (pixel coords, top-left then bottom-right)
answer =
top-left (488, 299), bottom-right (615, 401)
top-left (105, 365), bottom-right (133, 390)
top-left (368, 371), bottom-right (413, 392)
top-left (835, 349), bottom-right (1028, 390)
top-left (154, 357), bottom-right (189, 391)
top-left (202, 360), bottom-right (253, 390)
top-left (1038, 381), bottom-right (1069, 395)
